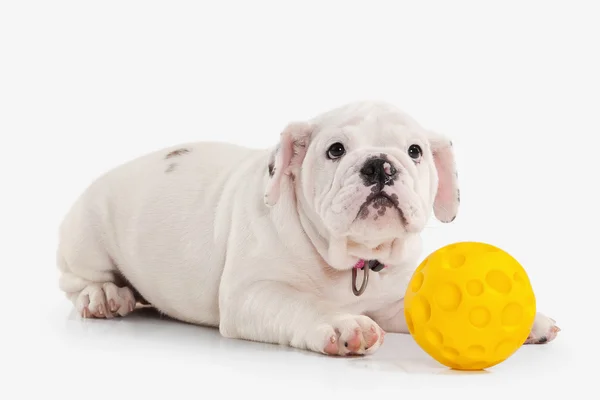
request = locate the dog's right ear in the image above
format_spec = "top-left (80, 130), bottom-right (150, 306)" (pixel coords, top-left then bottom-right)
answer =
top-left (264, 121), bottom-right (314, 207)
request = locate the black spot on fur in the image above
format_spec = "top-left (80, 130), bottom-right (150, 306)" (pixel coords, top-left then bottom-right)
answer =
top-left (165, 163), bottom-right (177, 173)
top-left (267, 145), bottom-right (279, 175)
top-left (268, 163), bottom-right (275, 176)
top-left (537, 336), bottom-right (548, 344)
top-left (165, 148), bottom-right (191, 159)
top-left (357, 190), bottom-right (406, 225)
top-left (358, 206), bottom-right (369, 220)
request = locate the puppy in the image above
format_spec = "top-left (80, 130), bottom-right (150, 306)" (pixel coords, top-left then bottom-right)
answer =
top-left (56, 101), bottom-right (559, 355)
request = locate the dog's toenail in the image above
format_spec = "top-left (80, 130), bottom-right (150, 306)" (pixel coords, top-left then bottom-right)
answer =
top-left (344, 342), bottom-right (348, 347)
top-left (538, 336), bottom-right (548, 343)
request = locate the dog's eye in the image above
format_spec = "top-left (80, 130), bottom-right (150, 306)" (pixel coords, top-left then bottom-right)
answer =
top-left (408, 144), bottom-right (422, 160)
top-left (327, 142), bottom-right (346, 160)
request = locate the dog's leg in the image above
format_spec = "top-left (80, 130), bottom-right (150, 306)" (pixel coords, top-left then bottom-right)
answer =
top-left (57, 203), bottom-right (136, 319)
top-left (369, 300), bottom-right (410, 333)
top-left (524, 312), bottom-right (560, 344)
top-left (219, 282), bottom-right (385, 356)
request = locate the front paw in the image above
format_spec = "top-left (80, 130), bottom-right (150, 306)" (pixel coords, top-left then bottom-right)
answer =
top-left (525, 312), bottom-right (561, 344)
top-left (305, 314), bottom-right (385, 356)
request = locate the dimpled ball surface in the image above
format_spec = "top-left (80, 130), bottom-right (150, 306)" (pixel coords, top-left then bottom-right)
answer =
top-left (404, 242), bottom-right (536, 370)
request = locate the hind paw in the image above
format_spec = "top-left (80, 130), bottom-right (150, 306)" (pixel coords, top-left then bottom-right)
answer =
top-left (525, 312), bottom-right (561, 344)
top-left (76, 282), bottom-right (136, 318)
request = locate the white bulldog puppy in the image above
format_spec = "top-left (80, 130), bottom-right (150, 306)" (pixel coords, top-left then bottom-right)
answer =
top-left (56, 101), bottom-right (559, 355)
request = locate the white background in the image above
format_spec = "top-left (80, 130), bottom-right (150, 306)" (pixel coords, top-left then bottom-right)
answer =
top-left (1, 1), bottom-right (597, 398)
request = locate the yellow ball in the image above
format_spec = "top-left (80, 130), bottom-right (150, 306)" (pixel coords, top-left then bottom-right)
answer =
top-left (404, 242), bottom-right (536, 371)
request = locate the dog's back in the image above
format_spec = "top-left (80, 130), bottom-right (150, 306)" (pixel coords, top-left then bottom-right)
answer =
top-left (57, 140), bottom-right (268, 325)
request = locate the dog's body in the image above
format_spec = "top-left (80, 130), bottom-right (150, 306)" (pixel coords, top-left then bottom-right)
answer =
top-left (57, 101), bottom-right (559, 355)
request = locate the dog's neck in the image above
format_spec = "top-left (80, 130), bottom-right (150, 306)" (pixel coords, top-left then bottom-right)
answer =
top-left (293, 185), bottom-right (415, 271)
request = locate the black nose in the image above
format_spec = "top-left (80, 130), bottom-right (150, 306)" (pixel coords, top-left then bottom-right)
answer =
top-left (360, 157), bottom-right (397, 186)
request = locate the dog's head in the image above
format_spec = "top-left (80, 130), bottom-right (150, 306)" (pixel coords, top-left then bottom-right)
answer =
top-left (264, 101), bottom-right (459, 270)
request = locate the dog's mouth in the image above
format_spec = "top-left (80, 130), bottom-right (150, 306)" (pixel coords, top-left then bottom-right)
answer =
top-left (355, 191), bottom-right (407, 225)
top-left (367, 193), bottom-right (396, 208)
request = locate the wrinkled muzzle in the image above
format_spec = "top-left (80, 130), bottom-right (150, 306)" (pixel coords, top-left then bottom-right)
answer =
top-left (317, 150), bottom-right (428, 240)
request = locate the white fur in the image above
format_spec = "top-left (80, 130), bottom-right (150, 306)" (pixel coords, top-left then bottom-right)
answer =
top-left (56, 101), bottom-right (558, 355)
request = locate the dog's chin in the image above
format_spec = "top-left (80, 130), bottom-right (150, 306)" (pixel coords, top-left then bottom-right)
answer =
top-left (348, 194), bottom-right (408, 242)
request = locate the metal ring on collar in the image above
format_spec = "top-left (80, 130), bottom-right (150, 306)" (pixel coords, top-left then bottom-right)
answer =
top-left (351, 265), bottom-right (369, 296)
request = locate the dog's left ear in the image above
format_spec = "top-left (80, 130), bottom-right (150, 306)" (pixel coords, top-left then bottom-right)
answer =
top-left (426, 130), bottom-right (460, 223)
top-left (264, 121), bottom-right (314, 207)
